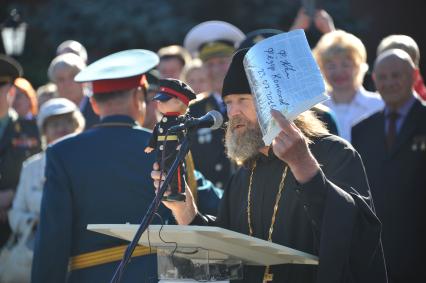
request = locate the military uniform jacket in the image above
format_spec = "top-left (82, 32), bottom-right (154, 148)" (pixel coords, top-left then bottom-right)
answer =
top-left (0, 110), bottom-right (40, 191)
top-left (0, 110), bottom-right (40, 246)
top-left (188, 93), bottom-right (232, 189)
top-left (352, 99), bottom-right (426, 282)
top-left (192, 135), bottom-right (387, 283)
top-left (32, 115), bottom-right (171, 283)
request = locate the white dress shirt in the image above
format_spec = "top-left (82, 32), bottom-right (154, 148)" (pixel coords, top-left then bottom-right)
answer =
top-left (323, 87), bottom-right (384, 142)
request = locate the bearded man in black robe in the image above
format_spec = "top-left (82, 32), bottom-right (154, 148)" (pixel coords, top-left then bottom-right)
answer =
top-left (153, 48), bottom-right (387, 283)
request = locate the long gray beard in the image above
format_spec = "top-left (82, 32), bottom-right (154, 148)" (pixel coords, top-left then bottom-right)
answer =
top-left (225, 117), bottom-right (264, 165)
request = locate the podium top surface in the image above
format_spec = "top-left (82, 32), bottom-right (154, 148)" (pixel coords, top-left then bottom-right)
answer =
top-left (88, 224), bottom-right (318, 266)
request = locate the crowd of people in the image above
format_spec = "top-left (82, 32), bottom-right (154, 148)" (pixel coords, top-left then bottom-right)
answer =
top-left (0, 7), bottom-right (424, 283)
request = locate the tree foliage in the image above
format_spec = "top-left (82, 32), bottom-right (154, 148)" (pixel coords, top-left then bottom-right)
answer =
top-left (2, 0), bottom-right (360, 86)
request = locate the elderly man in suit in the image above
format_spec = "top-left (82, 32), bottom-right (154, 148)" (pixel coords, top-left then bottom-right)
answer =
top-left (352, 49), bottom-right (426, 283)
top-left (48, 53), bottom-right (99, 129)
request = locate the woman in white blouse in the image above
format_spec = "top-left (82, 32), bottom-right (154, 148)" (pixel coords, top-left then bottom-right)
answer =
top-left (313, 30), bottom-right (384, 142)
top-left (8, 98), bottom-right (85, 236)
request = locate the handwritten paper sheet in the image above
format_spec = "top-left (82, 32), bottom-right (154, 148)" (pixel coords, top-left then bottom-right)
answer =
top-left (243, 29), bottom-right (328, 145)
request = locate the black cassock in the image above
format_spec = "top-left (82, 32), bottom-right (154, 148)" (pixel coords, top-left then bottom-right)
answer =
top-left (192, 135), bottom-right (387, 283)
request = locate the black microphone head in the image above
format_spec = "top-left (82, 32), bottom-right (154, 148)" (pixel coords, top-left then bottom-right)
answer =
top-left (207, 110), bottom-right (224, 130)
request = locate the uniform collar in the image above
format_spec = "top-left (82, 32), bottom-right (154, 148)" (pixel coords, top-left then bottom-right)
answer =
top-left (99, 115), bottom-right (138, 126)
top-left (164, 112), bottom-right (181, 116)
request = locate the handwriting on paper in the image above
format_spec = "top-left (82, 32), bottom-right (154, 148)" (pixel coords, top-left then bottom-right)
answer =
top-left (243, 29), bottom-right (328, 145)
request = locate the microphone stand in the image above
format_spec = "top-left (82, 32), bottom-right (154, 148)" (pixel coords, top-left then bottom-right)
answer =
top-left (110, 129), bottom-right (195, 283)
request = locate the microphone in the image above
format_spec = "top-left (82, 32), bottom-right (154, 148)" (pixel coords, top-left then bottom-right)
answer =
top-left (168, 110), bottom-right (224, 132)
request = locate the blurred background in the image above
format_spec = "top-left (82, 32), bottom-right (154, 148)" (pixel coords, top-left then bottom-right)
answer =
top-left (1, 0), bottom-right (424, 88)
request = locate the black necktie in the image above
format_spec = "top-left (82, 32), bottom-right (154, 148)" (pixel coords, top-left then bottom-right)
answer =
top-left (386, 112), bottom-right (399, 149)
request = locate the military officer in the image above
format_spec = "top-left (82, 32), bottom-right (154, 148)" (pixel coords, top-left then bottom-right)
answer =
top-left (32, 49), bottom-right (171, 283)
top-left (0, 55), bottom-right (41, 247)
top-left (33, 49), bottom-right (223, 283)
top-left (184, 20), bottom-right (245, 189)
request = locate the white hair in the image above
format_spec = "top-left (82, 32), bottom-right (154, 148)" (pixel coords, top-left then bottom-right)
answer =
top-left (56, 40), bottom-right (88, 63)
top-left (48, 53), bottom-right (86, 82)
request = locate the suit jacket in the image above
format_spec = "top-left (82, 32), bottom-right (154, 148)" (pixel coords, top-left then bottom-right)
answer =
top-left (32, 115), bottom-right (171, 283)
top-left (352, 99), bottom-right (426, 283)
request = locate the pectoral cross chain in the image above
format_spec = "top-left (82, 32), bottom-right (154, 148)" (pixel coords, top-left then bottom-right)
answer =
top-left (263, 266), bottom-right (273, 282)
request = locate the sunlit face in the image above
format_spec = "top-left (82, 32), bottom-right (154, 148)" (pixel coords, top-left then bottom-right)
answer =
top-left (157, 58), bottom-right (184, 80)
top-left (44, 114), bottom-right (78, 144)
top-left (223, 94), bottom-right (263, 163)
top-left (185, 67), bottom-right (211, 94)
top-left (12, 89), bottom-right (31, 117)
top-left (53, 67), bottom-right (84, 105)
top-left (322, 55), bottom-right (358, 91)
top-left (204, 56), bottom-right (231, 93)
top-left (373, 56), bottom-right (415, 110)
top-left (224, 94), bottom-right (258, 128)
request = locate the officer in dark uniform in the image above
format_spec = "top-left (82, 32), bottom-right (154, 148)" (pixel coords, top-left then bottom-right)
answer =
top-left (184, 21), bottom-right (245, 189)
top-left (0, 55), bottom-right (41, 247)
top-left (32, 50), bottom-right (172, 283)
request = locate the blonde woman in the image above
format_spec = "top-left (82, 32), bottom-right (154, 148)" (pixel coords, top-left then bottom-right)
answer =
top-left (313, 30), bottom-right (384, 141)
